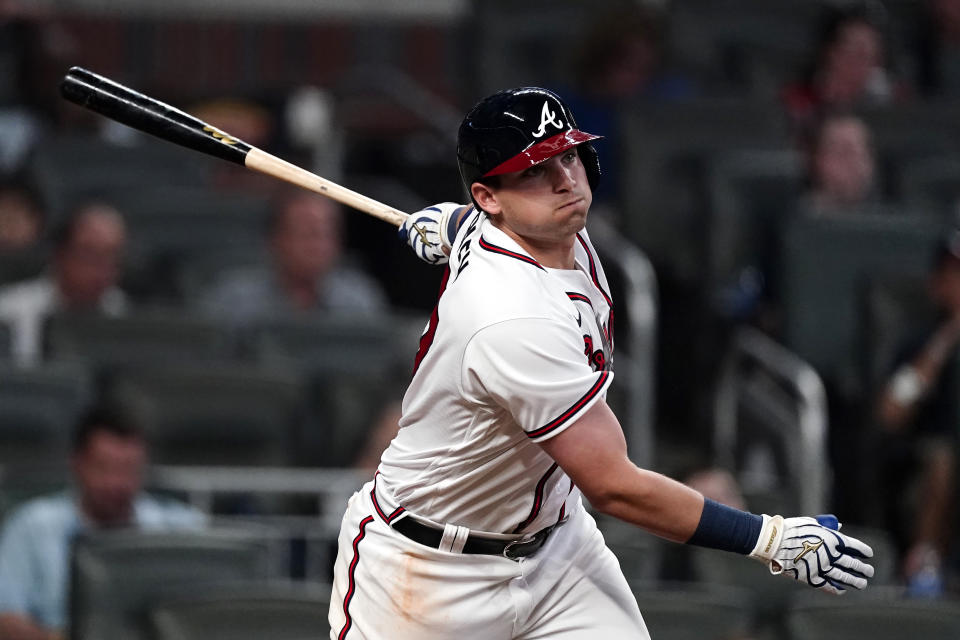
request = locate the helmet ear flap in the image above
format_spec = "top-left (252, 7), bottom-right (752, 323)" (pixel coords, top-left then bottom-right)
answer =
top-left (577, 142), bottom-right (601, 191)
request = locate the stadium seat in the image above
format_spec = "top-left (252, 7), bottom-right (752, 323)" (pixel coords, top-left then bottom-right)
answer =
top-left (69, 528), bottom-right (276, 640)
top-left (859, 102), bottom-right (960, 170)
top-left (896, 154), bottom-right (960, 219)
top-left (27, 133), bottom-right (210, 223)
top-left (779, 212), bottom-right (944, 392)
top-left (786, 591), bottom-right (960, 640)
top-left (0, 245), bottom-right (46, 287)
top-left (108, 361), bottom-right (306, 466)
top-left (173, 246), bottom-right (270, 304)
top-left (630, 581), bottom-right (754, 640)
top-left (690, 544), bottom-right (800, 635)
top-left (668, 0), bottom-right (821, 98)
top-left (470, 0), bottom-right (602, 95)
top-left (250, 314), bottom-right (423, 466)
top-left (148, 581), bottom-right (331, 640)
top-left (250, 313), bottom-right (422, 376)
top-left (44, 309), bottom-right (240, 375)
top-left (595, 513), bottom-right (661, 582)
top-left (109, 185), bottom-right (269, 262)
top-left (704, 148), bottom-right (804, 295)
top-left (0, 319), bottom-right (9, 359)
top-left (619, 99), bottom-right (788, 283)
top-left (0, 360), bottom-right (93, 467)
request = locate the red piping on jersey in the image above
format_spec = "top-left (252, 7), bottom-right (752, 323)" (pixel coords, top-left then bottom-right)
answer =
top-left (526, 370), bottom-right (610, 439)
top-left (370, 473), bottom-right (405, 524)
top-left (478, 237), bottom-right (545, 270)
top-left (413, 266), bottom-right (450, 375)
top-left (576, 233), bottom-right (614, 350)
top-left (337, 514), bottom-right (374, 640)
top-left (556, 479), bottom-right (575, 523)
top-left (566, 291), bottom-right (591, 304)
top-left (513, 462), bottom-right (559, 533)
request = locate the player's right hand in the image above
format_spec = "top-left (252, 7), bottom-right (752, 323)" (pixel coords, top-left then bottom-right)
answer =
top-left (399, 203), bottom-right (470, 265)
top-left (748, 514), bottom-right (874, 595)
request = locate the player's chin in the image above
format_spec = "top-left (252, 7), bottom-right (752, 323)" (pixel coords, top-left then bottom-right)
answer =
top-left (557, 202), bottom-right (589, 229)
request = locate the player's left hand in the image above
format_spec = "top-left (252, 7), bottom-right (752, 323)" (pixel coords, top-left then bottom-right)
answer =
top-left (398, 204), bottom-right (453, 265)
top-left (749, 514), bottom-right (874, 595)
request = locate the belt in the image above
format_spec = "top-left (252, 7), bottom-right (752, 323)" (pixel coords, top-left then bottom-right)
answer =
top-left (391, 516), bottom-right (556, 560)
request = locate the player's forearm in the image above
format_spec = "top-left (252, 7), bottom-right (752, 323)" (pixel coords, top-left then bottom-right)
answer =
top-left (587, 467), bottom-right (705, 543)
top-left (0, 613), bottom-right (62, 640)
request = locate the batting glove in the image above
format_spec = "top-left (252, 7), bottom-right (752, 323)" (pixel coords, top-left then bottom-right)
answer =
top-left (399, 203), bottom-right (470, 265)
top-left (749, 514), bottom-right (874, 595)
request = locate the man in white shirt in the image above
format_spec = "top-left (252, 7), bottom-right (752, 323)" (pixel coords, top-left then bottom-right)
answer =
top-left (0, 404), bottom-right (205, 640)
top-left (328, 87), bottom-right (875, 639)
top-left (199, 191), bottom-right (387, 325)
top-left (0, 201), bottom-right (128, 365)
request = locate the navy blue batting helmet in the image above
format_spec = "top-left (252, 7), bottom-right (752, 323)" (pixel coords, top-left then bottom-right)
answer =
top-left (456, 87), bottom-right (602, 197)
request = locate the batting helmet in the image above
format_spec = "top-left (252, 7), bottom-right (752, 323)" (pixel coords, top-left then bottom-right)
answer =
top-left (456, 87), bottom-right (602, 198)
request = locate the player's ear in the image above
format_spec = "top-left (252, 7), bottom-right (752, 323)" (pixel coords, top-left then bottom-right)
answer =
top-left (471, 182), bottom-right (501, 215)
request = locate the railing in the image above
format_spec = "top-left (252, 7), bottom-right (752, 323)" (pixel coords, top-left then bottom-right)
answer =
top-left (148, 465), bottom-right (367, 531)
top-left (713, 326), bottom-right (829, 515)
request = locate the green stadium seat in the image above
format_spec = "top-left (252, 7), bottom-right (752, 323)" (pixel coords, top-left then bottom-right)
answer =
top-left (0, 360), bottom-right (93, 467)
top-left (779, 212), bottom-right (944, 392)
top-left (630, 581), bottom-right (754, 640)
top-left (787, 591), bottom-right (960, 640)
top-left (69, 528), bottom-right (276, 640)
top-left (44, 309), bottom-right (240, 374)
top-left (108, 361), bottom-right (306, 466)
top-left (148, 581), bottom-right (331, 640)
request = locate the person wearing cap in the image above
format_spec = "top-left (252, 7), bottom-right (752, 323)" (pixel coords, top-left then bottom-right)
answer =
top-left (327, 87), bottom-right (875, 639)
top-left (876, 230), bottom-right (960, 596)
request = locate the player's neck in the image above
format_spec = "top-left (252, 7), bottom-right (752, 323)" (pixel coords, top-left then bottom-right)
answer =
top-left (504, 230), bottom-right (576, 269)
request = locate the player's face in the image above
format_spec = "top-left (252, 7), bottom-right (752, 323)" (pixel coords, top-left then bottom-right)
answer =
top-left (72, 430), bottom-right (146, 527)
top-left (474, 148), bottom-right (592, 262)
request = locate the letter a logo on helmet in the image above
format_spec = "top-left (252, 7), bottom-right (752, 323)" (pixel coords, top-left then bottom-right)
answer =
top-left (531, 101), bottom-right (564, 138)
top-left (456, 87), bottom-right (602, 206)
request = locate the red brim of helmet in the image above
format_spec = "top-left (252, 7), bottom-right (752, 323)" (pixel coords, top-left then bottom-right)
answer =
top-left (482, 130), bottom-right (602, 177)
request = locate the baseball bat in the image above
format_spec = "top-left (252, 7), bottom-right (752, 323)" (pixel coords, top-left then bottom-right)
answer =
top-left (58, 66), bottom-right (408, 227)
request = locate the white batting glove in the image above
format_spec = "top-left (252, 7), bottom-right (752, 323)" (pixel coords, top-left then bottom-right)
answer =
top-left (399, 203), bottom-right (468, 265)
top-left (749, 514), bottom-right (874, 595)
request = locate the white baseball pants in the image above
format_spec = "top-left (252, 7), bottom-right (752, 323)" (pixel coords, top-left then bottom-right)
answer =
top-left (328, 479), bottom-right (649, 639)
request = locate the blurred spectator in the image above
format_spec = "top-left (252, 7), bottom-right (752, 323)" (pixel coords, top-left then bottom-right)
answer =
top-left (797, 111), bottom-right (880, 216)
top-left (199, 190), bottom-right (387, 326)
top-left (0, 1), bottom-right (76, 172)
top-left (563, 4), bottom-right (696, 206)
top-left (720, 112), bottom-right (880, 332)
top-left (0, 201), bottom-right (128, 365)
top-left (683, 467), bottom-right (747, 511)
top-left (782, 3), bottom-right (909, 133)
top-left (874, 231), bottom-right (960, 596)
top-left (916, 0), bottom-right (960, 97)
top-left (0, 175), bottom-right (44, 253)
top-left (0, 404), bottom-right (205, 639)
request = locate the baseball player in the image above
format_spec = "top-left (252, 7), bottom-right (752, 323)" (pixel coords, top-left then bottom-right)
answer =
top-left (328, 87), bottom-right (874, 639)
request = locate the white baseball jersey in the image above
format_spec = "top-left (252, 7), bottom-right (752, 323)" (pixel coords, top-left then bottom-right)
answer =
top-left (377, 206), bottom-right (615, 535)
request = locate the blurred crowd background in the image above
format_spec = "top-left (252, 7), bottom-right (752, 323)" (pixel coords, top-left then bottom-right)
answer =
top-left (2, 0), bottom-right (960, 638)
